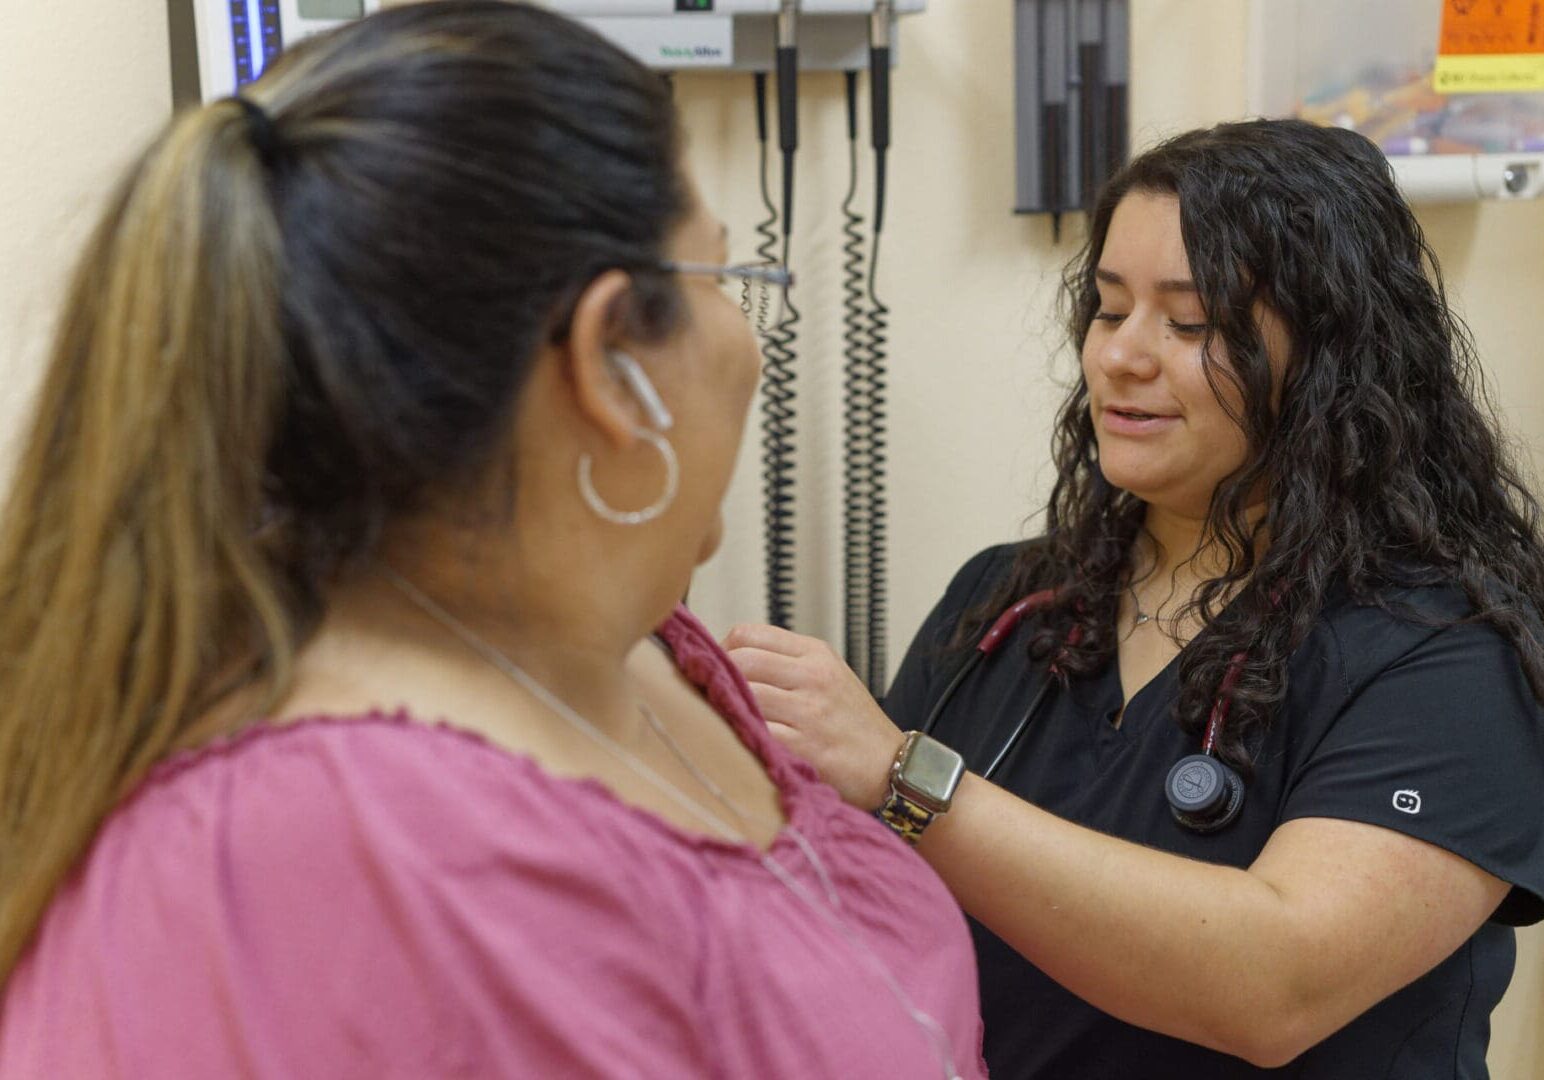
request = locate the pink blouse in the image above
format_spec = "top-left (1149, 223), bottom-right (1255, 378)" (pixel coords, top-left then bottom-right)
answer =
top-left (0, 607), bottom-right (987, 1078)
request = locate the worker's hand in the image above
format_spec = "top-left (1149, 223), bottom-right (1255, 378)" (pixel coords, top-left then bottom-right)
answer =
top-left (723, 623), bottom-right (904, 811)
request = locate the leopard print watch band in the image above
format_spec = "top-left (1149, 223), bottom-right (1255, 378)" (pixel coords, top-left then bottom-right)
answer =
top-left (877, 789), bottom-right (936, 846)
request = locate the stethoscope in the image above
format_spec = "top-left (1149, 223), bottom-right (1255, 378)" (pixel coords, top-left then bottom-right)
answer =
top-left (920, 589), bottom-right (1248, 833)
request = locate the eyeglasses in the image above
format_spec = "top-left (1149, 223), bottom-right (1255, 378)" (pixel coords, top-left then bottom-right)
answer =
top-left (659, 260), bottom-right (795, 337)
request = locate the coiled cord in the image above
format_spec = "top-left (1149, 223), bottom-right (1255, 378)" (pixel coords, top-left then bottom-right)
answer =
top-left (753, 72), bottom-right (798, 630)
top-left (836, 67), bottom-right (891, 694)
top-left (863, 230), bottom-right (890, 692)
top-left (863, 33), bottom-right (893, 694)
top-left (840, 70), bottom-right (872, 677)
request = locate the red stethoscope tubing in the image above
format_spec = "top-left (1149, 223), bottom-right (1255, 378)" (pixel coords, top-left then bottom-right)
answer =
top-left (919, 589), bottom-right (1244, 779)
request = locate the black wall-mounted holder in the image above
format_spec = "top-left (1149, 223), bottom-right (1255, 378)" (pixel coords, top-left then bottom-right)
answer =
top-left (1013, 0), bottom-right (1129, 241)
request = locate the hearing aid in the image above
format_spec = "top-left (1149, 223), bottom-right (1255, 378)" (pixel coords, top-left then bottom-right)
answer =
top-left (607, 350), bottom-right (674, 432)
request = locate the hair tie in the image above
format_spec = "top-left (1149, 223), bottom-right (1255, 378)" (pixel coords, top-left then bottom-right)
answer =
top-left (231, 95), bottom-right (281, 170)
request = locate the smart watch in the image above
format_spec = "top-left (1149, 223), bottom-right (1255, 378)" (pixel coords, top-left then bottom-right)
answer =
top-left (877, 730), bottom-right (966, 845)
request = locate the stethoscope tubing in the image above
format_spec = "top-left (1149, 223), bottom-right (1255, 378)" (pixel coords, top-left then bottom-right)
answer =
top-left (916, 591), bottom-right (1248, 829)
top-left (921, 646), bottom-right (1056, 782)
top-left (980, 679), bottom-right (1056, 780)
top-left (918, 591), bottom-right (1063, 781)
top-left (920, 652), bottom-right (983, 738)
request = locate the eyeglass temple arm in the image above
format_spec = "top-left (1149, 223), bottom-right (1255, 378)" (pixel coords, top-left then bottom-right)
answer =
top-left (732, 263), bottom-right (794, 287)
top-left (663, 261), bottom-right (794, 288)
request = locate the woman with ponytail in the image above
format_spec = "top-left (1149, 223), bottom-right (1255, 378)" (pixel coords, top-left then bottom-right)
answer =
top-left (0, 5), bottom-right (984, 1077)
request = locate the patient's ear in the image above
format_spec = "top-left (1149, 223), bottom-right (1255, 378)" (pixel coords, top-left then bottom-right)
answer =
top-left (561, 269), bottom-right (649, 450)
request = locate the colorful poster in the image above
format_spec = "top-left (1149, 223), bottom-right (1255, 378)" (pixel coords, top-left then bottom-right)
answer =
top-left (1435, 0), bottom-right (1544, 93)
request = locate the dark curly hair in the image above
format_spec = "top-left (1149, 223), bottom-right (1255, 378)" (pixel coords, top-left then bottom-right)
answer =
top-left (967, 118), bottom-right (1544, 775)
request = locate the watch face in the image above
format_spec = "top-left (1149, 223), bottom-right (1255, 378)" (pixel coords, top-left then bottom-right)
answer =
top-left (897, 734), bottom-right (965, 812)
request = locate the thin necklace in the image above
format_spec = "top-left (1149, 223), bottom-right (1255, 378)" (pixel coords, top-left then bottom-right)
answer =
top-left (1127, 580), bottom-right (1152, 628)
top-left (381, 566), bottom-right (743, 841)
top-left (376, 564), bottom-right (963, 1080)
top-left (637, 701), bottom-right (775, 831)
top-left (638, 699), bottom-right (845, 909)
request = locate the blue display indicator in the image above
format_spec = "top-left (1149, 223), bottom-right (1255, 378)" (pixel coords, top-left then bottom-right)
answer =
top-left (230, 0), bottom-right (285, 87)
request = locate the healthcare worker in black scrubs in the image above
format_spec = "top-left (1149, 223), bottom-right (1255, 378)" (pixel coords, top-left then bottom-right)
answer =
top-left (726, 119), bottom-right (1544, 1078)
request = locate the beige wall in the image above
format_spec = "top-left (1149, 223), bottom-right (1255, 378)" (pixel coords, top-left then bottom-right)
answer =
top-left (0, 1), bottom-right (172, 464)
top-left (0, 0), bottom-right (1539, 1071)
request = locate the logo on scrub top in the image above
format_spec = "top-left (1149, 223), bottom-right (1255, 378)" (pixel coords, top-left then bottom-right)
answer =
top-left (1392, 789), bottom-right (1422, 814)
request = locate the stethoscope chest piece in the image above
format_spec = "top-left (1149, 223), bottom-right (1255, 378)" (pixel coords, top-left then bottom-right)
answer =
top-left (1165, 753), bottom-right (1244, 834)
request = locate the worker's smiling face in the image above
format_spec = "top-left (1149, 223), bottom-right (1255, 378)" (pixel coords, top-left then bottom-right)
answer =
top-left (1081, 191), bottom-right (1288, 519)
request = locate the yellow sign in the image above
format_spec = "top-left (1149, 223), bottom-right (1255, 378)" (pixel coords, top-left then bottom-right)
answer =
top-left (1435, 0), bottom-right (1544, 94)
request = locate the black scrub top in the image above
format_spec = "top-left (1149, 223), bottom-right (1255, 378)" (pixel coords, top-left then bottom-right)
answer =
top-left (885, 543), bottom-right (1544, 1080)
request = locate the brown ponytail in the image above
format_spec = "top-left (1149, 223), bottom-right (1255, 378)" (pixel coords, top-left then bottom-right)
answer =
top-left (0, 98), bottom-right (295, 978)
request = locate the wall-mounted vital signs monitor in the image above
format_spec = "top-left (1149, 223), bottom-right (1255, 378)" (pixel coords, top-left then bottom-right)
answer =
top-left (167, 0), bottom-right (380, 104)
top-left (167, 0), bottom-right (923, 103)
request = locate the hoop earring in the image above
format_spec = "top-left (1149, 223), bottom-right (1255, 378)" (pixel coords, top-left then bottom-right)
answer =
top-left (578, 429), bottom-right (680, 526)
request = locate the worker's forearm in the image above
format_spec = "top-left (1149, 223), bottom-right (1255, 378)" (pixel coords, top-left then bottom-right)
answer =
top-left (918, 774), bottom-right (1315, 1066)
